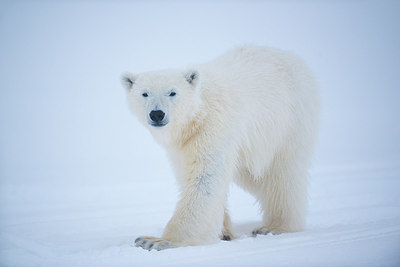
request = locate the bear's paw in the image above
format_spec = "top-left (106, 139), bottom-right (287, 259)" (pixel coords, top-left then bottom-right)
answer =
top-left (134, 236), bottom-right (173, 251)
top-left (252, 227), bottom-right (282, 237)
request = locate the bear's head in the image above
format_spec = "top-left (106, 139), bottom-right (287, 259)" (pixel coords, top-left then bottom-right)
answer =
top-left (121, 69), bottom-right (202, 140)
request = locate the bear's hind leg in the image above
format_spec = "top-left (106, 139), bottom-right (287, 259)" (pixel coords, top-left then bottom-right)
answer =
top-left (253, 155), bottom-right (308, 236)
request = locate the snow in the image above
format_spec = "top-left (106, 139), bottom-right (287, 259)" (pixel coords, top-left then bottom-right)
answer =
top-left (1, 0), bottom-right (400, 266)
top-left (1, 163), bottom-right (400, 266)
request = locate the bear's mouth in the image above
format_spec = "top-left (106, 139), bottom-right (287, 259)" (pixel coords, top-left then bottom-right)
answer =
top-left (150, 122), bottom-right (168, 128)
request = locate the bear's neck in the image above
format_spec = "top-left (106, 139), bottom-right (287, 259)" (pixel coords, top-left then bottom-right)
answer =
top-left (172, 113), bottom-right (205, 149)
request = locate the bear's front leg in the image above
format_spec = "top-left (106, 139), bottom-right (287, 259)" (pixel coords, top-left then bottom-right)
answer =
top-left (134, 146), bottom-right (234, 250)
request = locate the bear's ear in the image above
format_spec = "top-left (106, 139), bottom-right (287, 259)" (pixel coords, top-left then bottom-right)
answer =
top-left (184, 70), bottom-right (199, 86)
top-left (121, 72), bottom-right (137, 91)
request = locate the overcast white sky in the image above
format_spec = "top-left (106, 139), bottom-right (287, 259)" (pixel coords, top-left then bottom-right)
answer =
top-left (0, 0), bottom-right (399, 186)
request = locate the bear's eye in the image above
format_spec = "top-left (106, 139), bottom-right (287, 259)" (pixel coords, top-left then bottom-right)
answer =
top-left (169, 92), bottom-right (176, 97)
top-left (142, 92), bottom-right (148, 97)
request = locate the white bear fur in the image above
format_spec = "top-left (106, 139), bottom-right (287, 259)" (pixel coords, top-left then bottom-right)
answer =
top-left (122, 45), bottom-right (319, 250)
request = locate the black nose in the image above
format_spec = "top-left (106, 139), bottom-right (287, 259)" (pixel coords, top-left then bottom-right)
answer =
top-left (149, 110), bottom-right (165, 123)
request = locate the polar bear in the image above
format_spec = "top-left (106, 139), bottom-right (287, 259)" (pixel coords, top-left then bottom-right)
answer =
top-left (121, 45), bottom-right (319, 251)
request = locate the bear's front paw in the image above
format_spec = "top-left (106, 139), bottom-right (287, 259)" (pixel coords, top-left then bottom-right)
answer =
top-left (134, 236), bottom-right (173, 251)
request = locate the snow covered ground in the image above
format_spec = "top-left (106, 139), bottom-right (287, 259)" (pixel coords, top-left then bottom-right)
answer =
top-left (1, 162), bottom-right (400, 266)
top-left (1, 0), bottom-right (400, 266)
